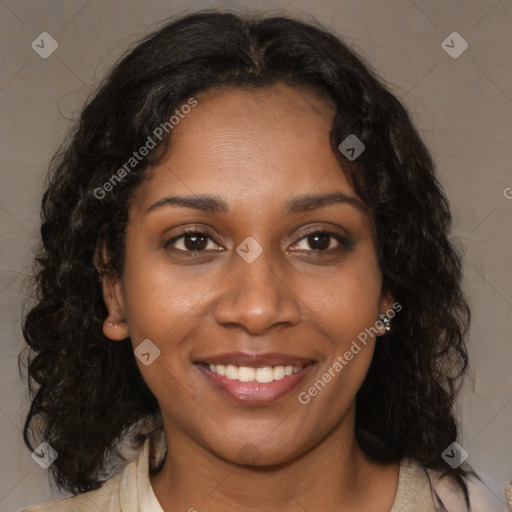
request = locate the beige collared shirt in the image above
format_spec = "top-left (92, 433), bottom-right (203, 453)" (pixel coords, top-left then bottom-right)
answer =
top-left (21, 429), bottom-right (442, 512)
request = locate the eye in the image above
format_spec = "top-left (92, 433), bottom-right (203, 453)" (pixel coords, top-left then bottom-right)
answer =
top-left (164, 229), bottom-right (221, 253)
top-left (164, 228), bottom-right (354, 256)
top-left (291, 230), bottom-right (354, 254)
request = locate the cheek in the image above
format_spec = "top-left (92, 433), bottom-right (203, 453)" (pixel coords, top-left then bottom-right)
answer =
top-left (121, 251), bottom-right (214, 342)
top-left (298, 253), bottom-right (383, 342)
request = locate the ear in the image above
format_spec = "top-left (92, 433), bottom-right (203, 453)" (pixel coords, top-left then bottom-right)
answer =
top-left (101, 276), bottom-right (130, 341)
top-left (376, 290), bottom-right (397, 337)
top-left (94, 240), bottom-right (130, 341)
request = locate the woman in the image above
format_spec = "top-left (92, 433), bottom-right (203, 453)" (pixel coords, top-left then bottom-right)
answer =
top-left (19, 10), bottom-right (485, 511)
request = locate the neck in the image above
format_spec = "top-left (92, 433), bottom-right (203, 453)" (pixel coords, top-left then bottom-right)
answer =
top-left (150, 409), bottom-right (400, 512)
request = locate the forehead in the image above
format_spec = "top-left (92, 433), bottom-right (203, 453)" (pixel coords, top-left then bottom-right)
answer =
top-left (172, 83), bottom-right (336, 150)
top-left (132, 83), bottom-right (363, 219)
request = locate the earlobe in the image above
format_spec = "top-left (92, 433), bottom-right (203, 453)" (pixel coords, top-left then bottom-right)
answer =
top-left (101, 278), bottom-right (130, 341)
top-left (103, 316), bottom-right (129, 340)
top-left (377, 292), bottom-right (396, 337)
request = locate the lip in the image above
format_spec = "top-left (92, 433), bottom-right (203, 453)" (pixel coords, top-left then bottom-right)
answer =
top-left (195, 360), bottom-right (315, 405)
top-left (195, 351), bottom-right (314, 368)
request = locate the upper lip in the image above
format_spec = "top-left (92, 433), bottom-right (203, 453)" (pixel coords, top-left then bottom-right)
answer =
top-left (195, 352), bottom-right (315, 368)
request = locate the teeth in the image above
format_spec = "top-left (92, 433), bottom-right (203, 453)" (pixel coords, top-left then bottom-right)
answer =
top-left (273, 366), bottom-right (285, 380)
top-left (255, 367), bottom-right (274, 383)
top-left (207, 364), bottom-right (303, 383)
top-left (225, 364), bottom-right (239, 380)
top-left (238, 366), bottom-right (255, 382)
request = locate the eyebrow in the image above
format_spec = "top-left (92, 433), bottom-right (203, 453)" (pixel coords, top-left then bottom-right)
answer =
top-left (146, 191), bottom-right (366, 215)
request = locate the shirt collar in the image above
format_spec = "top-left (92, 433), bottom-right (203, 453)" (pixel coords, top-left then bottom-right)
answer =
top-left (120, 428), bottom-right (167, 511)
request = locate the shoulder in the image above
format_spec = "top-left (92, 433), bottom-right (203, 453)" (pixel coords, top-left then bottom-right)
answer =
top-left (19, 427), bottom-right (166, 512)
top-left (393, 457), bottom-right (504, 512)
top-left (426, 465), bottom-right (505, 512)
top-left (391, 457), bottom-right (436, 511)
top-left (19, 473), bottom-right (122, 512)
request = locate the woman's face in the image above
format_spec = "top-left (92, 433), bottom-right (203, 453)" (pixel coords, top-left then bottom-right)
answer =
top-left (103, 83), bottom-right (393, 465)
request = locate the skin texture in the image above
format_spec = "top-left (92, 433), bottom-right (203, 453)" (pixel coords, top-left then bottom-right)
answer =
top-left (101, 83), bottom-right (399, 511)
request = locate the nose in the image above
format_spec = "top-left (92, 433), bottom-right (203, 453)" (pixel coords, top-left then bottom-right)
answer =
top-left (213, 241), bottom-right (302, 335)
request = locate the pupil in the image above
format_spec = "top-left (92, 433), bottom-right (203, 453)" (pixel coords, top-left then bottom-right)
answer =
top-left (310, 233), bottom-right (329, 250)
top-left (185, 234), bottom-right (207, 251)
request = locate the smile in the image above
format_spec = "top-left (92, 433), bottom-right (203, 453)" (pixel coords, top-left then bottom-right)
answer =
top-left (195, 354), bottom-right (315, 404)
top-left (206, 363), bottom-right (303, 383)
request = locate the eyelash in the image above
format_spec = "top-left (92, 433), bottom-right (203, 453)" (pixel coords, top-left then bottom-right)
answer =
top-left (164, 227), bottom-right (354, 256)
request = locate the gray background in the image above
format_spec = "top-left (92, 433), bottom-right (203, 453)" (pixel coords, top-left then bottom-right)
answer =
top-left (1, 1), bottom-right (511, 511)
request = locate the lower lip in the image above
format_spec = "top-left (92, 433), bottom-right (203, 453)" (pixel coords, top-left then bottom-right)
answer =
top-left (196, 364), bottom-right (315, 404)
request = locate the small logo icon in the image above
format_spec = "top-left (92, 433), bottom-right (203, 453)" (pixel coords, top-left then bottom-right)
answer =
top-left (441, 32), bottom-right (468, 59)
top-left (134, 338), bottom-right (161, 366)
top-left (503, 187), bottom-right (512, 200)
top-left (31, 441), bottom-right (58, 469)
top-left (31, 32), bottom-right (59, 59)
top-left (338, 134), bottom-right (365, 161)
top-left (442, 442), bottom-right (468, 468)
top-left (236, 236), bottom-right (263, 263)
top-left (237, 442), bottom-right (262, 464)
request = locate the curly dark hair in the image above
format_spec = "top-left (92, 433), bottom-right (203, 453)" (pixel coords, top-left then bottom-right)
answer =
top-left (19, 9), bottom-right (476, 508)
